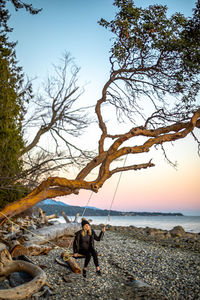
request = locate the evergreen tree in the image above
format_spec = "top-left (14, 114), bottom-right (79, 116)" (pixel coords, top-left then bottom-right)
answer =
top-left (0, 0), bottom-right (39, 209)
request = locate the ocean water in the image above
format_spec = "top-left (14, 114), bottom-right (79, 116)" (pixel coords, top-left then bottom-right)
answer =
top-left (57, 215), bottom-right (200, 233)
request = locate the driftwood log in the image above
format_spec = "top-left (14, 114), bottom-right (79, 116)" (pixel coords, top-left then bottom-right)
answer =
top-left (61, 252), bottom-right (81, 274)
top-left (0, 248), bottom-right (46, 299)
top-left (10, 242), bottom-right (52, 257)
top-left (37, 207), bottom-right (47, 224)
top-left (0, 243), bottom-right (6, 252)
top-left (61, 211), bottom-right (71, 223)
top-left (27, 244), bottom-right (52, 256)
top-left (9, 241), bottom-right (29, 257)
top-left (38, 208), bottom-right (59, 224)
top-left (23, 223), bottom-right (80, 247)
top-left (73, 212), bottom-right (79, 223)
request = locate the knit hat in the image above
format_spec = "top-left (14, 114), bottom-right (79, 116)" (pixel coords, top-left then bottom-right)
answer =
top-left (81, 219), bottom-right (90, 227)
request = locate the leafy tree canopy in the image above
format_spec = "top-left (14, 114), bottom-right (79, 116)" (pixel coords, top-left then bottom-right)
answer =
top-left (98, 0), bottom-right (200, 124)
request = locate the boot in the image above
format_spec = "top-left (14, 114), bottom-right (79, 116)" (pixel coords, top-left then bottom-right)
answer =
top-left (82, 269), bottom-right (87, 278)
top-left (96, 269), bottom-right (102, 276)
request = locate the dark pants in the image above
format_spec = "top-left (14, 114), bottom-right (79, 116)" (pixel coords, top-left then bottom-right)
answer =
top-left (79, 247), bottom-right (99, 268)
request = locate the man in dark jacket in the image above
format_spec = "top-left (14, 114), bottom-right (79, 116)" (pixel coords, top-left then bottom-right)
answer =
top-left (73, 219), bottom-right (105, 277)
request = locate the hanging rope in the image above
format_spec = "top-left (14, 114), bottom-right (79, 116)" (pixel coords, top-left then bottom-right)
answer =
top-left (106, 155), bottom-right (128, 225)
top-left (81, 190), bottom-right (93, 217)
top-left (81, 155), bottom-right (128, 226)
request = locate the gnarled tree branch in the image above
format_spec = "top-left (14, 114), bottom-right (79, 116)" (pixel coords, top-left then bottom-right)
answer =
top-left (0, 109), bottom-right (199, 220)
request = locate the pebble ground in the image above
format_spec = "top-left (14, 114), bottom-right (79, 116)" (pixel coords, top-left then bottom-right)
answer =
top-left (29, 230), bottom-right (200, 300)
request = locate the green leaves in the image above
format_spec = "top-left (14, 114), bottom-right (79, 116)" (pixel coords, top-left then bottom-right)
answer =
top-left (98, 0), bottom-right (200, 109)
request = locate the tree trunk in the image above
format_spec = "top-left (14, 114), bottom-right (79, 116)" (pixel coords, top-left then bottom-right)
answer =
top-left (9, 241), bottom-right (29, 257)
top-left (27, 244), bottom-right (52, 256)
top-left (73, 213), bottom-right (79, 223)
top-left (10, 242), bottom-right (52, 257)
top-left (45, 213), bottom-right (59, 222)
top-left (37, 207), bottom-right (47, 224)
top-left (61, 211), bottom-right (71, 223)
top-left (38, 207), bottom-right (58, 224)
top-left (61, 252), bottom-right (81, 274)
top-left (23, 223), bottom-right (80, 247)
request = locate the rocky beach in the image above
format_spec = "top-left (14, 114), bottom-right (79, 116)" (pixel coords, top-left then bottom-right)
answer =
top-left (13, 224), bottom-right (200, 300)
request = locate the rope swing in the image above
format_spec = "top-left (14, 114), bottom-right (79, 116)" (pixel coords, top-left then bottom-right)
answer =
top-left (81, 191), bottom-right (93, 217)
top-left (82, 155), bottom-right (128, 226)
top-left (106, 155), bottom-right (128, 225)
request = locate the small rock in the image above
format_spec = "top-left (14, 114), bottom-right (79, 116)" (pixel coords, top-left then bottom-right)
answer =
top-left (128, 279), bottom-right (151, 288)
top-left (170, 226), bottom-right (185, 237)
top-left (63, 276), bottom-right (73, 283)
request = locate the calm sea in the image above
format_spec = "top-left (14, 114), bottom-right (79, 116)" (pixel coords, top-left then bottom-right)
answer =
top-left (58, 215), bottom-right (200, 233)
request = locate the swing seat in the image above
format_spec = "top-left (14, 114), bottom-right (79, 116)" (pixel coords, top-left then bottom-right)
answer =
top-left (73, 253), bottom-right (86, 259)
top-left (72, 252), bottom-right (101, 259)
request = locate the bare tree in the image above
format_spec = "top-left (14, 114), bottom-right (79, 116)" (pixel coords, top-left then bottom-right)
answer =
top-left (0, 0), bottom-right (199, 220)
top-left (18, 53), bottom-right (94, 187)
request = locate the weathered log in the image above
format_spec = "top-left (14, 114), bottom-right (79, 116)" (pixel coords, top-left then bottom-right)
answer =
top-left (27, 244), bottom-right (52, 256)
top-left (9, 217), bottom-right (36, 232)
top-left (23, 216), bottom-right (32, 227)
top-left (61, 211), bottom-right (71, 223)
top-left (0, 243), bottom-right (6, 251)
top-left (73, 212), bottom-right (79, 223)
top-left (53, 235), bottom-right (73, 248)
top-left (9, 240), bottom-right (52, 256)
top-left (56, 254), bottom-right (82, 274)
top-left (10, 241), bottom-right (29, 258)
top-left (38, 207), bottom-right (47, 224)
top-left (9, 240), bottom-right (20, 250)
top-left (23, 223), bottom-right (80, 246)
top-left (61, 252), bottom-right (81, 274)
top-left (7, 224), bottom-right (21, 233)
top-left (0, 229), bottom-right (8, 235)
top-left (55, 257), bottom-right (69, 267)
top-left (0, 248), bottom-right (47, 299)
top-left (3, 232), bottom-right (17, 241)
top-left (37, 208), bottom-right (59, 224)
top-left (45, 213), bottom-right (59, 221)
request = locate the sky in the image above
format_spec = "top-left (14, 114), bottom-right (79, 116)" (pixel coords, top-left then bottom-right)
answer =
top-left (7, 0), bottom-right (200, 216)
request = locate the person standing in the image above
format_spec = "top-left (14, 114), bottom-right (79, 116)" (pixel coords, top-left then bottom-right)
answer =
top-left (73, 219), bottom-right (105, 278)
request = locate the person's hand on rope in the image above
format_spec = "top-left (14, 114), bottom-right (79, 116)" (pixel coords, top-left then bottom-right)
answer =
top-left (101, 226), bottom-right (106, 233)
top-left (73, 253), bottom-right (79, 257)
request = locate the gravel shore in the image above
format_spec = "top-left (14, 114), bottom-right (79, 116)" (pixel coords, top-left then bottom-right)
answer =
top-left (28, 228), bottom-right (200, 300)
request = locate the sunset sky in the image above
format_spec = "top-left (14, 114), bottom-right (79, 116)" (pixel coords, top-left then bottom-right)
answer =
top-left (8, 0), bottom-right (200, 215)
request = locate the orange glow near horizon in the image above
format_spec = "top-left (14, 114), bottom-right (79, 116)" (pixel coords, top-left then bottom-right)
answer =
top-left (56, 137), bottom-right (200, 216)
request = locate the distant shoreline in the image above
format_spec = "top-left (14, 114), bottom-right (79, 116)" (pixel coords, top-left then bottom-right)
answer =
top-left (37, 202), bottom-right (183, 217)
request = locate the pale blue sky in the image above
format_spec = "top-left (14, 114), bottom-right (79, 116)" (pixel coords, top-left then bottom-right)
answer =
top-left (8, 0), bottom-right (196, 90)
top-left (7, 0), bottom-right (200, 215)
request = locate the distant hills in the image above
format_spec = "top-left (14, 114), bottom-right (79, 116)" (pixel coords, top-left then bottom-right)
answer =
top-left (41, 199), bottom-right (69, 206)
top-left (36, 199), bottom-right (183, 217)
